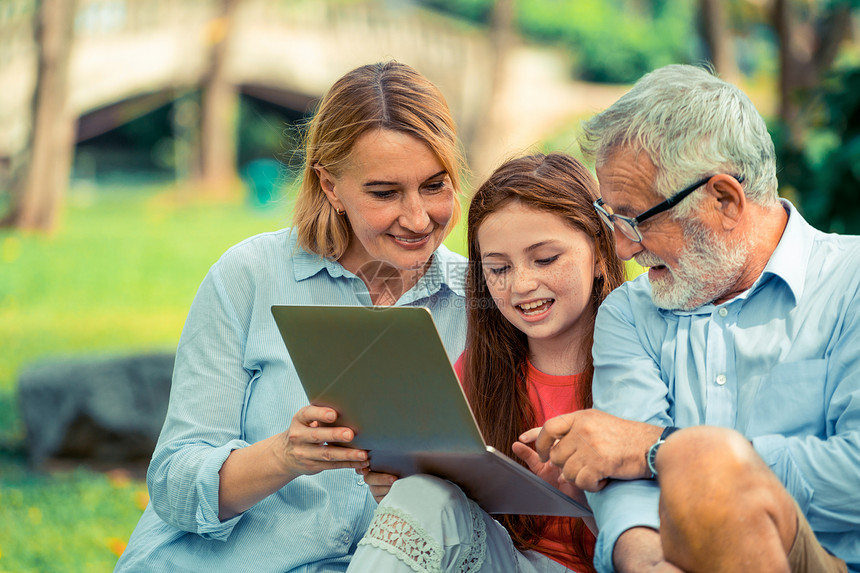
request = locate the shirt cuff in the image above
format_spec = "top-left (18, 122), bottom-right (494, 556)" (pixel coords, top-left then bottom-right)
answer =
top-left (588, 480), bottom-right (661, 573)
top-left (752, 434), bottom-right (813, 512)
top-left (195, 439), bottom-right (249, 540)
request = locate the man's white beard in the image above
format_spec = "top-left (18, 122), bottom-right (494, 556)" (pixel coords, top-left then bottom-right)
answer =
top-left (637, 221), bottom-right (748, 311)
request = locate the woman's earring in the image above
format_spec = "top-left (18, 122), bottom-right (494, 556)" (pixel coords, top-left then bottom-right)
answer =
top-left (336, 208), bottom-right (345, 215)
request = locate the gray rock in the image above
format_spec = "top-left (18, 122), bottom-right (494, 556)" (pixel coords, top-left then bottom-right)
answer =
top-left (17, 353), bottom-right (174, 466)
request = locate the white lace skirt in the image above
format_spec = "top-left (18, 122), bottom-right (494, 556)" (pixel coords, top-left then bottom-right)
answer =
top-left (346, 474), bottom-right (575, 573)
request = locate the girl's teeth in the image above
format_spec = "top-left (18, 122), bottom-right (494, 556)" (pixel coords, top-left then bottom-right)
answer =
top-left (519, 299), bottom-right (551, 312)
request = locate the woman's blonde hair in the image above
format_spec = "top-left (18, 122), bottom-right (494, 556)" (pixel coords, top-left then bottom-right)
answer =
top-left (293, 61), bottom-right (466, 259)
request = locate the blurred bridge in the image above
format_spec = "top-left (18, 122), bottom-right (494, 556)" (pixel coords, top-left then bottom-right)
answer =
top-left (0, 0), bottom-right (626, 184)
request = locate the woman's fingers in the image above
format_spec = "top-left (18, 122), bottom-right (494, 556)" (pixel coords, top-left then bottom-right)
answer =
top-left (363, 471), bottom-right (398, 503)
top-left (286, 442), bottom-right (369, 474)
top-left (295, 404), bottom-right (338, 426)
top-left (282, 405), bottom-right (369, 475)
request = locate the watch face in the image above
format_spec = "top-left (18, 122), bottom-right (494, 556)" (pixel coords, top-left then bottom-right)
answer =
top-left (647, 439), bottom-right (665, 478)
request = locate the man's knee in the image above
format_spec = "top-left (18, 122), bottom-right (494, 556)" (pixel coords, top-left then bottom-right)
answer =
top-left (656, 426), bottom-right (797, 551)
top-left (657, 426), bottom-right (762, 490)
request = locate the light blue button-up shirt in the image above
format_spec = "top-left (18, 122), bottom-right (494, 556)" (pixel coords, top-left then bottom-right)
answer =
top-left (588, 201), bottom-right (860, 573)
top-left (115, 228), bottom-right (467, 572)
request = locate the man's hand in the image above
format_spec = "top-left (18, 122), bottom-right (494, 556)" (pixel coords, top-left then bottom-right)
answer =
top-left (530, 409), bottom-right (663, 491)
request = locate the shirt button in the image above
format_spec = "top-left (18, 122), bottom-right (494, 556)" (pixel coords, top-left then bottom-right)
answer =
top-left (718, 307), bottom-right (728, 317)
top-left (716, 374), bottom-right (727, 385)
top-left (342, 534), bottom-right (351, 544)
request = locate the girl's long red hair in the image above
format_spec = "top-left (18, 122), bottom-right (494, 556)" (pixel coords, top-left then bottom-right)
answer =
top-left (463, 153), bottom-right (626, 572)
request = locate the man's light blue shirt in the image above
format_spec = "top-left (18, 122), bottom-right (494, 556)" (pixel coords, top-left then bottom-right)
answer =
top-left (115, 228), bottom-right (467, 572)
top-left (588, 201), bottom-right (860, 573)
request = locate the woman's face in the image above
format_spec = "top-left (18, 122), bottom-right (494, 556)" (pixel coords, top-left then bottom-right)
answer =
top-left (318, 129), bottom-right (455, 274)
top-left (478, 201), bottom-right (598, 351)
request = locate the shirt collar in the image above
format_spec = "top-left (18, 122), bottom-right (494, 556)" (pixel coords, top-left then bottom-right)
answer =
top-left (755, 199), bottom-right (813, 303)
top-left (290, 230), bottom-right (466, 299)
top-left (289, 230), bottom-right (349, 281)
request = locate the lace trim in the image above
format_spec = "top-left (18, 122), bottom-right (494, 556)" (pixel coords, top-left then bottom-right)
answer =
top-left (455, 500), bottom-right (487, 572)
top-left (358, 506), bottom-right (444, 573)
top-left (358, 500), bottom-right (489, 573)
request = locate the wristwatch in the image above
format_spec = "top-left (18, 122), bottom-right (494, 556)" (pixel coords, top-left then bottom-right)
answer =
top-left (646, 426), bottom-right (680, 478)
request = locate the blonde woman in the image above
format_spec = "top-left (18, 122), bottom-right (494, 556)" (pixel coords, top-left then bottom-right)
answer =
top-left (116, 61), bottom-right (468, 572)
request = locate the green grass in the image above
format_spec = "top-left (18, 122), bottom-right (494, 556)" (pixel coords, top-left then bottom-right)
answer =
top-left (0, 184), bottom-right (293, 571)
top-left (0, 457), bottom-right (151, 572)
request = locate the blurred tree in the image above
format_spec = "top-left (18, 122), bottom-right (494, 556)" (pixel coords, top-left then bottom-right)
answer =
top-left (419, 0), bottom-right (696, 83)
top-left (768, 0), bottom-right (860, 232)
top-left (2, 0), bottom-right (77, 231)
top-left (196, 0), bottom-right (241, 198)
top-left (467, 0), bottom-right (515, 181)
top-left (773, 0), bottom-right (856, 142)
top-left (699, 0), bottom-right (740, 82)
top-left (774, 65), bottom-right (860, 233)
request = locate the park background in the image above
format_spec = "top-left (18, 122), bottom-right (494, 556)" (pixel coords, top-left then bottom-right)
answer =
top-left (0, 0), bottom-right (859, 570)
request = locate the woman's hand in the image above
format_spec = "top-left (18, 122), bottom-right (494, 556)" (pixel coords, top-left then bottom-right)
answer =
top-left (277, 405), bottom-right (370, 478)
top-left (218, 405), bottom-right (369, 521)
top-left (357, 468), bottom-right (398, 503)
top-left (515, 427), bottom-right (588, 507)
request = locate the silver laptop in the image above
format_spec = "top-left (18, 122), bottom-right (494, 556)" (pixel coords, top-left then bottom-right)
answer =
top-left (271, 304), bottom-right (590, 517)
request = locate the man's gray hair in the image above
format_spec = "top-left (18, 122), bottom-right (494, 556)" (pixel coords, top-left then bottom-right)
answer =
top-left (580, 64), bottom-right (779, 217)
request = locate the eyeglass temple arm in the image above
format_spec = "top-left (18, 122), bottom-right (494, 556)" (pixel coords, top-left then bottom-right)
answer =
top-left (633, 174), bottom-right (745, 224)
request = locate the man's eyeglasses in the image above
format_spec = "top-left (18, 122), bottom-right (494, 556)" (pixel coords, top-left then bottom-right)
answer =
top-left (593, 174), bottom-right (745, 243)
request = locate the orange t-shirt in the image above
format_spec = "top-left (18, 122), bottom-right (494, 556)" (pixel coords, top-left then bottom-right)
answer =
top-left (453, 353), bottom-right (596, 571)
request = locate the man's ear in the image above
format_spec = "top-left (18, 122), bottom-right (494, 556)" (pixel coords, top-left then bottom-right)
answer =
top-left (706, 174), bottom-right (745, 231)
top-left (314, 164), bottom-right (343, 211)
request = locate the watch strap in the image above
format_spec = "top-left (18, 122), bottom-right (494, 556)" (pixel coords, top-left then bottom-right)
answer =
top-left (647, 426), bottom-right (679, 478)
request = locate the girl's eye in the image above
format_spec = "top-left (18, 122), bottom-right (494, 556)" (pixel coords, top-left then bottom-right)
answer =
top-left (536, 255), bottom-right (560, 266)
top-left (487, 265), bottom-right (509, 276)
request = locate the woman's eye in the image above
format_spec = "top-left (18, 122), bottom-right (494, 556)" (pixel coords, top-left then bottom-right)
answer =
top-left (370, 190), bottom-right (396, 199)
top-left (536, 255), bottom-right (560, 266)
top-left (424, 181), bottom-right (448, 193)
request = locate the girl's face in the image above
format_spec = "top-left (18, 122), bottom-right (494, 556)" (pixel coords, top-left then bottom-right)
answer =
top-left (317, 129), bottom-right (455, 274)
top-left (478, 201), bottom-right (598, 352)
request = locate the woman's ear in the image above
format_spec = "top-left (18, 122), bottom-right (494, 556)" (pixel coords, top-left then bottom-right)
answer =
top-left (314, 164), bottom-right (343, 211)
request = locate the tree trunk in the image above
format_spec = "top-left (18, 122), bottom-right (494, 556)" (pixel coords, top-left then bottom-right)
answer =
top-left (699, 0), bottom-right (739, 83)
top-left (4, 0), bottom-right (77, 231)
top-left (468, 0), bottom-right (515, 183)
top-left (196, 0), bottom-right (240, 198)
top-left (773, 0), bottom-right (854, 143)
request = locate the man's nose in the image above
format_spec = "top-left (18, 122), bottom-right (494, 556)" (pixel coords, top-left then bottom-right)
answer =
top-left (614, 231), bottom-right (644, 261)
